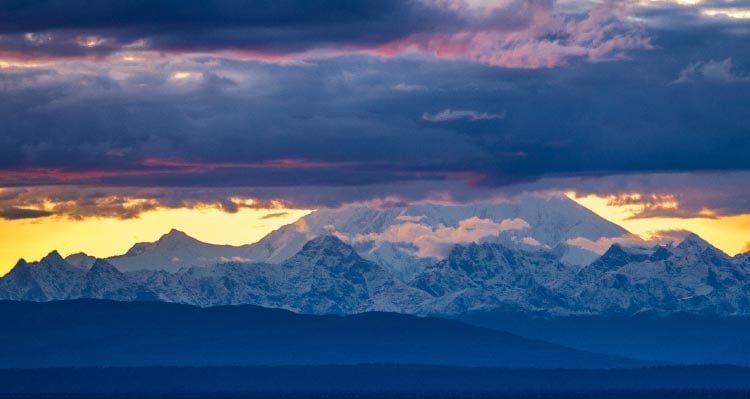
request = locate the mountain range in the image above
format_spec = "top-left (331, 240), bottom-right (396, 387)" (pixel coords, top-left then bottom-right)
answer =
top-left (3, 194), bottom-right (750, 367)
top-left (1, 195), bottom-right (749, 317)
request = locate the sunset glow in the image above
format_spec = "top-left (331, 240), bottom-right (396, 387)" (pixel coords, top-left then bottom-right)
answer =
top-left (0, 0), bottom-right (748, 275)
top-left (568, 193), bottom-right (750, 256)
top-left (0, 207), bottom-right (311, 276)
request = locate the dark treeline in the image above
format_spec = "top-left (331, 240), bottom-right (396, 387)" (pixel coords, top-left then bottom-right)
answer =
top-left (1, 365), bottom-right (750, 395)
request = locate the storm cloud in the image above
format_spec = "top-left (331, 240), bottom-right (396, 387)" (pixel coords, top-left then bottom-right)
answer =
top-left (0, 0), bottom-right (651, 67)
top-left (0, 0), bottom-right (748, 218)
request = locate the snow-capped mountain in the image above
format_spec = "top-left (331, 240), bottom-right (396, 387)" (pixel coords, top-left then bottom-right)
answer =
top-left (0, 252), bottom-right (156, 302)
top-left (2, 232), bottom-right (749, 317)
top-left (81, 260), bottom-right (158, 301)
top-left (129, 235), bottom-right (430, 314)
top-left (105, 229), bottom-right (265, 273)
top-left (236, 195), bottom-right (629, 279)
top-left (95, 195), bottom-right (628, 279)
top-left (270, 236), bottom-right (431, 313)
top-left (1, 236), bottom-right (429, 314)
top-left (1, 194), bottom-right (747, 317)
top-left (411, 242), bottom-right (571, 315)
top-left (0, 251), bottom-right (85, 301)
top-left (567, 234), bottom-right (750, 315)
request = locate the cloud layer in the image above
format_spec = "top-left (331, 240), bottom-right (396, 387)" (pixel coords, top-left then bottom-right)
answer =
top-left (350, 216), bottom-right (530, 258)
top-left (672, 58), bottom-right (749, 84)
top-left (0, 0), bottom-right (748, 220)
top-left (422, 109), bottom-right (506, 122)
top-left (0, 0), bottom-right (651, 68)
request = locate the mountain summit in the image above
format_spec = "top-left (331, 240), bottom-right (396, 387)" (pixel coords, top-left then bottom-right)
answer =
top-left (244, 195), bottom-right (630, 279)
top-left (88, 195), bottom-right (627, 278)
top-left (107, 229), bottom-right (262, 273)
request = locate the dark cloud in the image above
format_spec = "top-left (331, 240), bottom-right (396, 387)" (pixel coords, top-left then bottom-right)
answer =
top-left (0, 207), bottom-right (53, 220)
top-left (0, 0), bottom-right (462, 37)
top-left (2, 170), bottom-right (750, 221)
top-left (0, 186), bottom-right (293, 220)
top-left (539, 172), bottom-right (750, 219)
top-left (0, 0), bottom-right (474, 57)
top-left (0, 1), bottom-right (748, 217)
top-left (0, 0), bottom-right (651, 69)
top-left (1, 43), bottom-right (749, 196)
top-left (261, 212), bottom-right (290, 220)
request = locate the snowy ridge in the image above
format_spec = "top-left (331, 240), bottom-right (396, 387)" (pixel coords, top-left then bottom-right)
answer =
top-left (566, 233), bottom-right (750, 315)
top-left (0, 253), bottom-right (156, 302)
top-left (2, 232), bottom-right (750, 317)
top-left (411, 241), bottom-right (571, 315)
top-left (106, 229), bottom-right (267, 273)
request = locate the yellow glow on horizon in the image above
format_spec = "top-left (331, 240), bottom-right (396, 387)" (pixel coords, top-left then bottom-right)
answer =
top-left (0, 207), bottom-right (313, 277)
top-left (567, 192), bottom-right (750, 256)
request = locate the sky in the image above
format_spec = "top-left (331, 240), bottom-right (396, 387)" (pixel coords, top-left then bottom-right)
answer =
top-left (0, 0), bottom-right (749, 274)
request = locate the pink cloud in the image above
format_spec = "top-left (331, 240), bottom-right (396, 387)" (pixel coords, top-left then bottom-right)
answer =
top-left (353, 216), bottom-right (530, 258)
top-left (566, 234), bottom-right (648, 255)
top-left (0, 1), bottom-right (651, 70)
top-left (0, 158), bottom-right (359, 183)
top-left (362, 0), bottom-right (651, 69)
top-left (565, 230), bottom-right (693, 255)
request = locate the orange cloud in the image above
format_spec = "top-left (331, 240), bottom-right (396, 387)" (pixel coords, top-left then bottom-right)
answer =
top-left (568, 192), bottom-right (750, 256)
top-left (351, 216), bottom-right (530, 258)
top-left (0, 186), bottom-right (291, 221)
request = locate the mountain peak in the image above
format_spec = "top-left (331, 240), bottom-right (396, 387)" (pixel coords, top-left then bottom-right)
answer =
top-left (599, 243), bottom-right (629, 259)
top-left (160, 229), bottom-right (194, 242)
top-left (126, 228), bottom-right (201, 252)
top-left (589, 243), bottom-right (646, 270)
top-left (12, 258), bottom-right (28, 269)
top-left (41, 250), bottom-right (66, 266)
top-left (88, 259), bottom-right (122, 275)
top-left (676, 233), bottom-right (713, 252)
top-left (649, 245), bottom-right (671, 261)
top-left (300, 235), bottom-right (351, 252)
top-left (66, 252), bottom-right (97, 269)
top-left (293, 235), bottom-right (362, 264)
